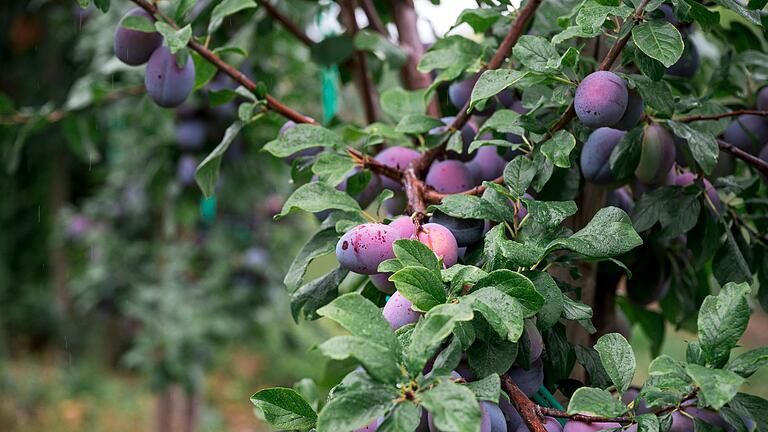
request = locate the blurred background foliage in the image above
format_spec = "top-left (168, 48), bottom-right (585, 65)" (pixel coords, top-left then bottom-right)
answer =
top-left (1, 0), bottom-right (768, 431)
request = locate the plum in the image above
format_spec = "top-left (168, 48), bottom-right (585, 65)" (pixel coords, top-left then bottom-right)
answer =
top-left (606, 188), bottom-right (633, 214)
top-left (635, 124), bottom-right (676, 185)
top-left (279, 121), bottom-right (323, 164)
top-left (666, 42), bottom-right (699, 78)
top-left (336, 223), bottom-right (399, 274)
top-left (760, 145), bottom-right (768, 180)
top-left (580, 128), bottom-right (626, 184)
top-left (145, 46), bottom-right (195, 108)
top-left (390, 215), bottom-right (418, 239)
top-left (429, 210), bottom-right (484, 247)
top-left (563, 420), bottom-right (622, 432)
top-left (506, 358), bottom-right (544, 396)
top-left (176, 119), bottom-right (207, 150)
top-left (177, 155), bottom-right (197, 186)
top-left (417, 223), bottom-right (459, 267)
top-left (383, 291), bottom-right (421, 329)
top-left (626, 250), bottom-right (668, 306)
top-left (525, 320), bottom-right (544, 361)
top-left (428, 401), bottom-right (505, 432)
top-left (432, 117), bottom-right (479, 161)
top-left (114, 8), bottom-right (162, 66)
top-left (467, 146), bottom-right (507, 183)
top-left (516, 193), bottom-right (534, 222)
top-left (659, 4), bottom-right (678, 26)
top-left (370, 273), bottom-right (395, 294)
top-left (613, 89), bottom-right (644, 131)
top-left (499, 396), bottom-right (524, 431)
top-left (674, 171), bottom-right (721, 212)
top-left (575, 71), bottom-right (629, 128)
top-left (425, 160), bottom-right (475, 193)
top-left (315, 171), bottom-right (381, 219)
top-left (621, 386), bottom-right (650, 414)
top-left (758, 87), bottom-right (768, 111)
top-left (449, 74), bottom-right (495, 114)
top-left (384, 192), bottom-right (408, 216)
top-left (374, 146), bottom-right (421, 191)
top-left (516, 416), bottom-right (563, 432)
top-left (723, 114), bottom-right (768, 155)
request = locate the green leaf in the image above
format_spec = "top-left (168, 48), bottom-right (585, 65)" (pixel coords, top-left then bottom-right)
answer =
top-left (550, 207), bottom-right (643, 259)
top-left (395, 115), bottom-right (444, 134)
top-left (284, 228), bottom-right (340, 291)
top-left (609, 127), bottom-right (643, 182)
top-left (392, 239), bottom-right (441, 273)
top-left (631, 76), bottom-right (674, 115)
top-left (594, 333), bottom-right (636, 393)
top-left (504, 157), bottom-right (537, 198)
top-left (121, 14), bottom-right (156, 32)
top-left (263, 124), bottom-right (340, 158)
top-left (311, 35), bottom-right (355, 66)
top-left (465, 374), bottom-right (501, 402)
top-left (566, 387), bottom-right (629, 417)
top-left (318, 293), bottom-right (399, 349)
top-left (574, 345), bottom-right (613, 389)
top-left (513, 35), bottom-right (560, 72)
top-left (726, 347), bottom-right (768, 378)
top-left (406, 303), bottom-right (474, 373)
top-left (318, 336), bottom-right (402, 384)
top-left (312, 153), bottom-right (355, 186)
top-left (155, 23), bottom-right (192, 54)
top-left (636, 413), bottom-right (660, 432)
top-left (631, 21), bottom-right (684, 67)
top-left (432, 195), bottom-right (487, 220)
top-left (317, 380), bottom-right (397, 432)
top-left (467, 287), bottom-right (526, 342)
top-left (469, 70), bottom-right (529, 111)
top-left (645, 355), bottom-right (693, 401)
top-left (686, 364), bottom-right (744, 410)
top-left (523, 199), bottom-right (578, 228)
top-left (195, 121), bottom-right (243, 197)
top-left (667, 121), bottom-right (718, 174)
top-left (540, 130), bottom-right (576, 168)
top-left (354, 30), bottom-right (406, 68)
top-left (391, 267), bottom-right (447, 312)
top-left (291, 268), bottom-right (347, 321)
top-left (419, 381), bottom-right (482, 432)
top-left (712, 0), bottom-right (761, 25)
top-left (209, 0), bottom-right (258, 34)
top-left (380, 88), bottom-right (426, 121)
top-left (467, 338), bottom-right (518, 377)
top-left (377, 403), bottom-right (421, 432)
top-left (728, 393), bottom-right (768, 432)
top-left (276, 182), bottom-right (361, 219)
top-left (697, 282), bottom-right (751, 368)
top-left (251, 388), bottom-right (317, 430)
top-left (526, 271), bottom-right (564, 331)
top-left (453, 8), bottom-right (501, 33)
top-left (192, 51), bottom-right (218, 91)
top-left (472, 270), bottom-right (543, 315)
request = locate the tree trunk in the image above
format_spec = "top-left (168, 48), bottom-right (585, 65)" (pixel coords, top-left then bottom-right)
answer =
top-left (154, 386), bottom-right (201, 432)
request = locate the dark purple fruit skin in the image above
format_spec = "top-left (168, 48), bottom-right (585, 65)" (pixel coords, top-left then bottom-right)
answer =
top-left (525, 320), bottom-right (544, 361)
top-left (499, 396), bottom-right (524, 431)
top-left (606, 188), bottom-right (634, 214)
top-left (176, 120), bottom-right (207, 151)
top-left (467, 146), bottom-right (507, 183)
top-left (481, 401), bottom-right (506, 432)
top-left (666, 42), bottom-right (699, 78)
top-left (177, 155), bottom-right (197, 186)
top-left (429, 210), bottom-right (484, 247)
top-left (114, 8), bottom-right (162, 66)
top-left (635, 124), bottom-right (676, 185)
top-left (580, 128), bottom-right (626, 184)
top-left (145, 46), bottom-right (195, 108)
top-left (374, 146), bottom-right (421, 191)
top-left (758, 87), bottom-right (768, 111)
top-left (659, 4), bottom-right (678, 26)
top-left (613, 89), bottom-right (644, 131)
top-left (516, 192), bottom-right (534, 222)
top-left (279, 121), bottom-right (323, 164)
top-left (516, 417), bottom-right (563, 432)
top-left (563, 420), bottom-right (622, 432)
top-left (674, 171), bottom-right (721, 213)
top-left (723, 114), bottom-right (768, 155)
top-left (384, 192), bottom-right (408, 216)
top-left (575, 71), bottom-right (629, 128)
top-left (626, 249), bottom-right (668, 306)
top-left (759, 145), bottom-right (768, 181)
top-left (370, 273), bottom-right (395, 294)
top-left (506, 358), bottom-right (544, 396)
top-left (383, 291), bottom-right (421, 329)
top-left (621, 386), bottom-right (650, 414)
top-left (425, 160), bottom-right (475, 193)
top-left (417, 223), bottom-right (459, 267)
top-left (433, 117), bottom-right (478, 161)
top-left (335, 223), bottom-right (399, 274)
top-left (449, 74), bottom-right (495, 115)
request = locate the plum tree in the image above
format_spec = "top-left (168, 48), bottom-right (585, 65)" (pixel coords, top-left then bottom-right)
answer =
top-left (524, 320), bottom-right (544, 361)
top-left (574, 71), bottom-right (629, 128)
top-left (280, 121), bottom-right (323, 163)
top-left (448, 74), bottom-right (495, 114)
top-left (432, 117), bottom-right (479, 161)
top-left (621, 387), bottom-right (649, 414)
top-left (515, 193), bottom-right (534, 222)
top-left (723, 114), bottom-right (768, 155)
top-left (177, 155), bottom-right (197, 186)
top-left (666, 41), bottom-right (699, 78)
top-left (674, 171), bottom-right (721, 212)
top-left (425, 160), bottom-right (475, 193)
top-left (613, 89), bottom-right (644, 131)
top-left (145, 46), bottom-right (195, 108)
top-left (429, 210), bottom-right (484, 247)
top-left (335, 223), bottom-right (399, 274)
top-left (176, 119), bottom-right (207, 150)
top-left (374, 146), bottom-right (421, 191)
top-left (635, 124), bottom-right (676, 185)
top-left (389, 215), bottom-right (418, 239)
top-left (658, 4), bottom-right (678, 26)
top-left (580, 128), bottom-right (626, 184)
top-left (563, 420), bottom-right (621, 432)
top-left (382, 291), bottom-right (421, 330)
top-left (114, 8), bottom-right (162, 66)
top-left (417, 223), bottom-right (459, 267)
top-left (467, 146), bottom-right (507, 183)
top-left (506, 359), bottom-right (544, 396)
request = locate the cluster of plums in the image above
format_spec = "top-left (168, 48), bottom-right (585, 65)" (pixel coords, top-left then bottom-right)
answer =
top-left (114, 8), bottom-right (195, 108)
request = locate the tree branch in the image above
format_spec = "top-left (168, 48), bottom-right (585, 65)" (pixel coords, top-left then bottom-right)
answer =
top-left (717, 139), bottom-right (768, 177)
top-left (676, 109), bottom-right (768, 123)
top-left (256, 0), bottom-right (314, 47)
top-left (359, 0), bottom-right (388, 36)
top-left (130, 0), bottom-right (317, 125)
top-left (339, 0), bottom-right (381, 124)
top-left (501, 375), bottom-right (548, 432)
top-left (348, 148), bottom-right (403, 181)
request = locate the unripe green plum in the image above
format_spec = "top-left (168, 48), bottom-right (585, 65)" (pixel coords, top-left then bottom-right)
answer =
top-left (635, 124), bottom-right (676, 185)
top-left (723, 114), bottom-right (768, 155)
top-left (382, 291), bottom-right (421, 329)
top-left (114, 8), bottom-right (162, 66)
top-left (580, 128), bottom-right (626, 184)
top-left (429, 210), bottom-right (484, 247)
top-left (336, 223), bottom-right (399, 274)
top-left (575, 71), bottom-right (629, 128)
top-left (425, 160), bottom-right (475, 193)
top-left (417, 223), bottom-right (459, 267)
top-left (374, 146), bottom-right (421, 191)
top-left (145, 46), bottom-right (195, 108)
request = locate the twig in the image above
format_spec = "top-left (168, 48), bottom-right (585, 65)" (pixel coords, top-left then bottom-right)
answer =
top-left (359, 0), bottom-right (388, 36)
top-left (348, 148), bottom-right (403, 181)
top-left (717, 139), bottom-right (768, 177)
top-left (676, 109), bottom-right (768, 123)
top-left (0, 85), bottom-right (144, 125)
top-left (130, 0), bottom-right (317, 125)
top-left (501, 375), bottom-right (548, 432)
top-left (538, 407), bottom-right (633, 424)
top-left (256, 0), bottom-right (314, 47)
top-left (548, 0), bottom-right (652, 135)
top-left (339, 0), bottom-right (381, 124)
